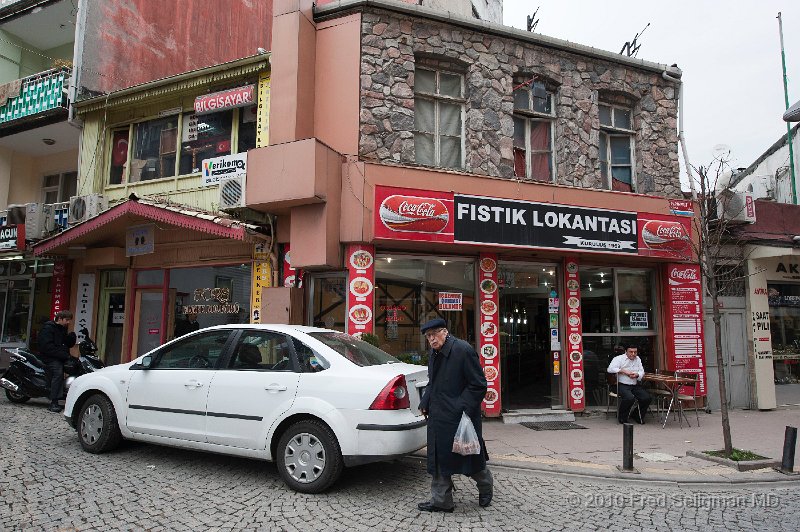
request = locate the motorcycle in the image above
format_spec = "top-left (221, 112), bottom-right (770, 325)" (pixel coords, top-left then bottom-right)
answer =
top-left (0, 328), bottom-right (105, 404)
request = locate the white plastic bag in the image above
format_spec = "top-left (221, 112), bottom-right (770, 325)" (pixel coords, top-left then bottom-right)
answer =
top-left (452, 412), bottom-right (481, 456)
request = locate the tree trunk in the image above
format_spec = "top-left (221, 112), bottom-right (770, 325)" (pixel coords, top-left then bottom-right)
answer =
top-left (711, 276), bottom-right (733, 456)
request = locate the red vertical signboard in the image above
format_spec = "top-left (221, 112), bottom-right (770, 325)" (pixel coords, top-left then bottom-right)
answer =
top-left (50, 260), bottom-right (70, 319)
top-left (282, 244), bottom-right (303, 287)
top-left (478, 254), bottom-right (501, 417)
top-left (346, 244), bottom-right (375, 336)
top-left (563, 256), bottom-right (585, 412)
top-left (663, 263), bottom-right (707, 396)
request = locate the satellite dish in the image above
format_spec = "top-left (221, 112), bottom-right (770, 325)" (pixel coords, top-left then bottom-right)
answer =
top-left (783, 99), bottom-right (800, 122)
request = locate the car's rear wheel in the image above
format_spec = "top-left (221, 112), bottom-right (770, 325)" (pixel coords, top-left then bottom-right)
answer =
top-left (5, 388), bottom-right (29, 403)
top-left (276, 420), bottom-right (343, 493)
top-left (78, 394), bottom-right (122, 453)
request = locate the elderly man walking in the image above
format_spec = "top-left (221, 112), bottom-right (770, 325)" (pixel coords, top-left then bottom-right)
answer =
top-left (417, 318), bottom-right (493, 513)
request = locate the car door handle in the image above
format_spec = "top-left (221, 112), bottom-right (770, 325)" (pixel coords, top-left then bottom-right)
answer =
top-left (265, 384), bottom-right (287, 392)
top-left (184, 380), bottom-right (204, 388)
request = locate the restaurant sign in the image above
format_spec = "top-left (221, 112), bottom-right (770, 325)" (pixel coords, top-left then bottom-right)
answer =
top-left (374, 186), bottom-right (692, 260)
top-left (194, 85), bottom-right (255, 115)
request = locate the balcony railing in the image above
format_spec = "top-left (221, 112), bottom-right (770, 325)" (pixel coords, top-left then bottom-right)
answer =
top-left (0, 67), bottom-right (70, 125)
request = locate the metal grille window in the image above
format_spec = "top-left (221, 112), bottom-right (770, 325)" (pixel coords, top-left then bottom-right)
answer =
top-left (599, 103), bottom-right (634, 192)
top-left (414, 67), bottom-right (464, 169)
top-left (513, 81), bottom-right (555, 182)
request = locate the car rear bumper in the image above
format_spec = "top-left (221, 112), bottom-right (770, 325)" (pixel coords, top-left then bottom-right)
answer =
top-left (354, 418), bottom-right (426, 457)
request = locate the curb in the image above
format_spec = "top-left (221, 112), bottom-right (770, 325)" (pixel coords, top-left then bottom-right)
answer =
top-left (405, 450), bottom-right (800, 485)
top-left (686, 450), bottom-right (781, 472)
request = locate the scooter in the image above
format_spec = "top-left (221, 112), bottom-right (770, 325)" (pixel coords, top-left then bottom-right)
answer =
top-left (0, 328), bottom-right (105, 404)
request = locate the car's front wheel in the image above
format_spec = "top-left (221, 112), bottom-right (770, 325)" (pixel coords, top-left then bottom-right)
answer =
top-left (78, 394), bottom-right (122, 453)
top-left (5, 388), bottom-right (30, 403)
top-left (276, 420), bottom-right (343, 493)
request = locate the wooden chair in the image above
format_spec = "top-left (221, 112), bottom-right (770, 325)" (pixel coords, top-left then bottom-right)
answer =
top-left (674, 371), bottom-right (700, 427)
top-left (647, 370), bottom-right (673, 417)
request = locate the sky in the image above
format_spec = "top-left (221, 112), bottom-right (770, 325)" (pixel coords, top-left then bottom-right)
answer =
top-left (502, 1), bottom-right (800, 189)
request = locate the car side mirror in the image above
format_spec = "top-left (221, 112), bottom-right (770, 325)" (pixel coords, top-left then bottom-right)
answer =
top-left (140, 355), bottom-right (153, 369)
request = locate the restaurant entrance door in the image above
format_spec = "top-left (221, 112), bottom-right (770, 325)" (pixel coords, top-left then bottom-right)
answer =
top-left (498, 264), bottom-right (560, 409)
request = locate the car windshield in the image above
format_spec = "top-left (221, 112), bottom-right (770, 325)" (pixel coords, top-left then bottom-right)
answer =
top-left (308, 332), bottom-right (400, 367)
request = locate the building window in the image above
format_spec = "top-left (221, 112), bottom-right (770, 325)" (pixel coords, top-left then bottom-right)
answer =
top-left (513, 80), bottom-right (554, 182)
top-left (108, 105), bottom-right (257, 185)
top-left (599, 103), bottom-right (634, 192)
top-left (41, 172), bottom-right (77, 204)
top-left (414, 66), bottom-right (464, 169)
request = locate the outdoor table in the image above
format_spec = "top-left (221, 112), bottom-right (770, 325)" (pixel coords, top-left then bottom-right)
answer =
top-left (642, 373), bottom-right (696, 429)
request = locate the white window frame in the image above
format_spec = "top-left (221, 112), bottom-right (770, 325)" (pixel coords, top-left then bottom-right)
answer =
top-left (513, 81), bottom-right (556, 182)
top-left (41, 171), bottom-right (77, 203)
top-left (413, 66), bottom-right (465, 170)
top-left (599, 103), bottom-right (636, 192)
top-left (107, 107), bottom-right (252, 186)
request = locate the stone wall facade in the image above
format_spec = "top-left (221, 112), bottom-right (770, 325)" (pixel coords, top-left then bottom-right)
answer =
top-left (358, 10), bottom-right (682, 197)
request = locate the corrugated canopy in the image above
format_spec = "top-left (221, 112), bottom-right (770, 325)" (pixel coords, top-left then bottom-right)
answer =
top-left (33, 196), bottom-right (269, 257)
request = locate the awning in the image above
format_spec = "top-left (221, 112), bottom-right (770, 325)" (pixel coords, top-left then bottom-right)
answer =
top-left (33, 196), bottom-right (269, 257)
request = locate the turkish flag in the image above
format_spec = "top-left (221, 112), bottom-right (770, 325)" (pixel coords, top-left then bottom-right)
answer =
top-left (112, 131), bottom-right (129, 166)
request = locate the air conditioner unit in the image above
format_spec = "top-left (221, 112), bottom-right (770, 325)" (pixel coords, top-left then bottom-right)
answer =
top-left (50, 201), bottom-right (70, 231)
top-left (24, 203), bottom-right (53, 240)
top-left (68, 194), bottom-right (108, 225)
top-left (716, 190), bottom-right (756, 224)
top-left (219, 175), bottom-right (246, 210)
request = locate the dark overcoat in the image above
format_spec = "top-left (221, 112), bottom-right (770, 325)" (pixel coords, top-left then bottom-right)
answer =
top-left (419, 334), bottom-right (488, 476)
top-left (38, 320), bottom-right (76, 361)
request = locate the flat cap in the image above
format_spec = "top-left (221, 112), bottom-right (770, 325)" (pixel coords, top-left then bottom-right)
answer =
top-left (420, 318), bottom-right (446, 334)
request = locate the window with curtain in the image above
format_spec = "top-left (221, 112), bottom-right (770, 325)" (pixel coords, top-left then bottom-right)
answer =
top-left (513, 80), bottom-right (555, 182)
top-left (413, 66), bottom-right (464, 169)
top-left (599, 103), bottom-right (634, 192)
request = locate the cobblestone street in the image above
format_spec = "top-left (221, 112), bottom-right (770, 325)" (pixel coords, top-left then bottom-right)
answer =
top-left (2, 399), bottom-right (798, 531)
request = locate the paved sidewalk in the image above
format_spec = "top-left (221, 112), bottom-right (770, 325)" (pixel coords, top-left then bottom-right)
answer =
top-left (459, 406), bottom-right (800, 483)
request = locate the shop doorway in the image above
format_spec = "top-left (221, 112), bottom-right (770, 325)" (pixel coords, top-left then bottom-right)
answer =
top-left (98, 290), bottom-right (126, 366)
top-left (132, 288), bottom-right (175, 357)
top-left (308, 273), bottom-right (347, 331)
top-left (498, 264), bottom-right (560, 409)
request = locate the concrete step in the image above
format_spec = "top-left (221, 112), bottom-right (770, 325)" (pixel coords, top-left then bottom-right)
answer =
top-left (501, 409), bottom-right (575, 424)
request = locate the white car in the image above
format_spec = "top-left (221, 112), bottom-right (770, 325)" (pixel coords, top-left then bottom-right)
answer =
top-left (64, 325), bottom-right (428, 493)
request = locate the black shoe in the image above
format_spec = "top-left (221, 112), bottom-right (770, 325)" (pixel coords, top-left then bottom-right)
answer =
top-left (479, 492), bottom-right (493, 507)
top-left (48, 403), bottom-right (63, 413)
top-left (417, 502), bottom-right (454, 513)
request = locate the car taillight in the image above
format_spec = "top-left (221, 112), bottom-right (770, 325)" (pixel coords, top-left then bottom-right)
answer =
top-left (369, 375), bottom-right (410, 410)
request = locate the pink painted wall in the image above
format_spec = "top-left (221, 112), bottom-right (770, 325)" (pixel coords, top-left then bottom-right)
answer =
top-left (77, 0), bottom-right (273, 97)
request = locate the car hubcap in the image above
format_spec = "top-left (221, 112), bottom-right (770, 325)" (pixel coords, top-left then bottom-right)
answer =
top-left (284, 432), bottom-right (325, 483)
top-left (81, 404), bottom-right (103, 444)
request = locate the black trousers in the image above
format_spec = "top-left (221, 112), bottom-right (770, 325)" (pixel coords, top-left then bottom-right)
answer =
top-left (617, 383), bottom-right (651, 423)
top-left (44, 359), bottom-right (65, 402)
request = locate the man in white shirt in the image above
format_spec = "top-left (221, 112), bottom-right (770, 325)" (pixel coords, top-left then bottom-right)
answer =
top-left (607, 345), bottom-right (651, 424)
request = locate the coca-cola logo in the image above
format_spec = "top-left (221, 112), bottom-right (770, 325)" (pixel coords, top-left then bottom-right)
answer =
top-left (671, 267), bottom-right (698, 281)
top-left (379, 195), bottom-right (449, 233)
top-left (641, 220), bottom-right (690, 252)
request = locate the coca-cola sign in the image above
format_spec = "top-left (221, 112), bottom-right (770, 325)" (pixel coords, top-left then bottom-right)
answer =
top-left (642, 220), bottom-right (690, 252)
top-left (670, 267), bottom-right (699, 281)
top-left (379, 195), bottom-right (449, 233)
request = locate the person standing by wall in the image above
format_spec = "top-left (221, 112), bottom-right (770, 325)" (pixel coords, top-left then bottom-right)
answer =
top-left (37, 310), bottom-right (77, 412)
top-left (417, 318), bottom-right (493, 512)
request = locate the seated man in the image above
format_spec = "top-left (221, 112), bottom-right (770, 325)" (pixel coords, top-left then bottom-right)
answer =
top-left (607, 344), bottom-right (651, 424)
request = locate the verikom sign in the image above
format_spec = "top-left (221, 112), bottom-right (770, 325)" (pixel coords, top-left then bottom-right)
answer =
top-left (374, 186), bottom-right (692, 258)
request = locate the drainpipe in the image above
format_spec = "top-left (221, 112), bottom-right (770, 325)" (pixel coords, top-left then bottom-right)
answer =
top-left (662, 65), bottom-right (697, 201)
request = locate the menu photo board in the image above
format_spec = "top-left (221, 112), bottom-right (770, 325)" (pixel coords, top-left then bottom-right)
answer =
top-left (346, 244), bottom-right (375, 335)
top-left (663, 263), bottom-right (707, 396)
top-left (563, 256), bottom-right (585, 412)
top-left (478, 253), bottom-right (501, 417)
